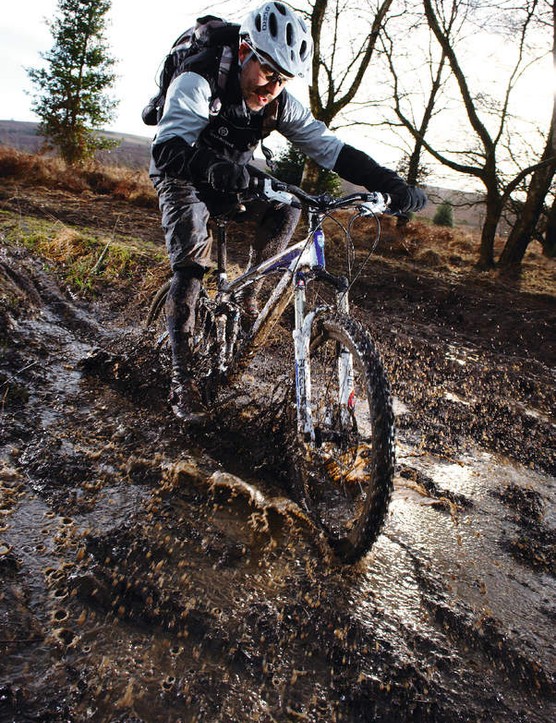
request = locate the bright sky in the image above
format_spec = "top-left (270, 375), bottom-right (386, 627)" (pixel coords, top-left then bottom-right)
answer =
top-left (0, 0), bottom-right (247, 138)
top-left (1, 0), bottom-right (553, 185)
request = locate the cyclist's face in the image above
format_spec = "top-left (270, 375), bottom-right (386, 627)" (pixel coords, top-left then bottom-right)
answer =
top-left (239, 43), bottom-right (290, 111)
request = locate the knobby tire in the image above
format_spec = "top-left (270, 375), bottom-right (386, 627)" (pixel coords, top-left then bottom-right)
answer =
top-left (146, 282), bottom-right (224, 403)
top-left (146, 279), bottom-right (171, 330)
top-left (292, 311), bottom-right (395, 564)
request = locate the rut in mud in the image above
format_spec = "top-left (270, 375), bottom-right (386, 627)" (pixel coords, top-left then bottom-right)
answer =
top-left (1, 183), bottom-right (555, 721)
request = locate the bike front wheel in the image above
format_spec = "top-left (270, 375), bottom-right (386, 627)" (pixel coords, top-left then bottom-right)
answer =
top-left (292, 311), bottom-right (395, 564)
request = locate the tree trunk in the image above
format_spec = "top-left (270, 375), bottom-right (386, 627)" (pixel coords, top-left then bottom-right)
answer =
top-left (477, 189), bottom-right (503, 269)
top-left (301, 157), bottom-right (322, 193)
top-left (498, 164), bottom-right (556, 266)
top-left (498, 0), bottom-right (556, 266)
top-left (544, 194), bottom-right (556, 257)
top-left (406, 141), bottom-right (424, 187)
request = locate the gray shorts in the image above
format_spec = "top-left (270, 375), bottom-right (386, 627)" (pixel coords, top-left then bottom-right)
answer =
top-left (153, 177), bottom-right (213, 271)
top-left (153, 175), bottom-right (301, 272)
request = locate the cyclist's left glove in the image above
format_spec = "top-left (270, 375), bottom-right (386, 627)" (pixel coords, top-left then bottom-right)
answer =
top-left (389, 186), bottom-right (427, 214)
top-left (333, 144), bottom-right (427, 213)
top-left (189, 149), bottom-right (250, 192)
top-left (209, 161), bottom-right (250, 193)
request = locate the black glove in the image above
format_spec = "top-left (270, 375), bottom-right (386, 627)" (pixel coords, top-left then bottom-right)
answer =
top-left (333, 145), bottom-right (427, 213)
top-left (206, 160), bottom-right (250, 192)
top-left (389, 186), bottom-right (427, 214)
top-left (189, 148), bottom-right (249, 192)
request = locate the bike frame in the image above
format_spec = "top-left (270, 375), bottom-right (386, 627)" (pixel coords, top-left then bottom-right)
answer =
top-left (212, 207), bottom-right (355, 443)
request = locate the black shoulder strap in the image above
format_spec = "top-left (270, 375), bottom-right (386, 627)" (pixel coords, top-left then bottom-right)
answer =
top-left (209, 46), bottom-right (234, 115)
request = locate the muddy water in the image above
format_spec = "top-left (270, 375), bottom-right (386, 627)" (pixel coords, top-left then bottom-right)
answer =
top-left (1, 250), bottom-right (555, 721)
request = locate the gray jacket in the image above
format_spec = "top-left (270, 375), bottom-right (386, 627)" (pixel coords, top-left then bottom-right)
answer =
top-left (153, 69), bottom-right (344, 170)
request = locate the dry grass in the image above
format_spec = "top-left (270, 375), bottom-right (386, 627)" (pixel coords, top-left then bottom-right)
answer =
top-left (1, 145), bottom-right (553, 296)
top-left (0, 212), bottom-right (167, 297)
top-left (43, 227), bottom-right (87, 263)
top-left (326, 211), bottom-right (554, 296)
top-left (0, 146), bottom-right (157, 208)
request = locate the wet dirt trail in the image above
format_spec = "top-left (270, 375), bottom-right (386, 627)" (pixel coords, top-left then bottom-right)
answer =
top-left (1, 205), bottom-right (555, 721)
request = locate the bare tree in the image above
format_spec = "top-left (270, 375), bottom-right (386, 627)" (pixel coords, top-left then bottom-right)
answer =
top-left (300, 0), bottom-right (395, 189)
top-left (498, 0), bottom-right (556, 266)
top-left (380, 5), bottom-right (453, 187)
top-left (417, 0), bottom-right (549, 268)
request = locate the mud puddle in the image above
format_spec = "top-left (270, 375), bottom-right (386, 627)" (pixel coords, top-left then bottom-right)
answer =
top-left (1, 245), bottom-right (555, 721)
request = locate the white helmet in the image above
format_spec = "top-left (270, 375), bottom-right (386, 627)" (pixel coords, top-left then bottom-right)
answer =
top-left (240, 2), bottom-right (313, 79)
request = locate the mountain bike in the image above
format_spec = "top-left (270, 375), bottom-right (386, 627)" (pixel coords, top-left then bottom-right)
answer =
top-left (146, 170), bottom-right (395, 563)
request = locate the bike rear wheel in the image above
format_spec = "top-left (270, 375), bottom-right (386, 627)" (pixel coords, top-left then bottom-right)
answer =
top-left (145, 281), bottom-right (237, 404)
top-left (293, 311), bottom-right (395, 564)
top-left (146, 279), bottom-right (171, 346)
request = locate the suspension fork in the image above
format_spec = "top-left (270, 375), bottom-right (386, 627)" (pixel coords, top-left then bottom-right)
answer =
top-left (293, 271), bottom-right (315, 441)
top-left (298, 270), bottom-right (354, 433)
top-left (292, 251), bottom-right (355, 441)
top-left (335, 277), bottom-right (355, 427)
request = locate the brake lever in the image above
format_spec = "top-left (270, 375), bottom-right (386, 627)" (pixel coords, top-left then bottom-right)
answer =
top-left (358, 193), bottom-right (390, 216)
top-left (252, 178), bottom-right (301, 208)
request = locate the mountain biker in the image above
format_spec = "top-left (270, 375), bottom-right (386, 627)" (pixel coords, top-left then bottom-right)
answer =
top-left (149, 1), bottom-right (427, 422)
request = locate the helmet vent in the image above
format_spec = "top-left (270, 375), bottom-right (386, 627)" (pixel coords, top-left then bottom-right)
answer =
top-left (286, 22), bottom-right (294, 46)
top-left (255, 14), bottom-right (262, 32)
top-left (275, 2), bottom-right (287, 15)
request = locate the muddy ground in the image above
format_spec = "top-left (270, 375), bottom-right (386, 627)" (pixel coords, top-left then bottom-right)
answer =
top-left (0, 181), bottom-right (555, 722)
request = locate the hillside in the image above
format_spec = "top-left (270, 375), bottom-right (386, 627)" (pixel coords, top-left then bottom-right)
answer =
top-left (0, 119), bottom-right (152, 169)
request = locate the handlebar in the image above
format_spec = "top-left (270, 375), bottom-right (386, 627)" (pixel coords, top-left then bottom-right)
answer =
top-left (246, 165), bottom-right (390, 216)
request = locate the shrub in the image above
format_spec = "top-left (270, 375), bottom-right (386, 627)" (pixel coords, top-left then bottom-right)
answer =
top-left (433, 200), bottom-right (454, 227)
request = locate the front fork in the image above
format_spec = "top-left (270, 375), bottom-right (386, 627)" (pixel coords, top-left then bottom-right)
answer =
top-left (293, 273), bottom-right (314, 441)
top-left (335, 286), bottom-right (355, 428)
top-left (293, 271), bottom-right (354, 442)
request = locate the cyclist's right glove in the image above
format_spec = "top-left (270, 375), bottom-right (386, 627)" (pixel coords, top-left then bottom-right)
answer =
top-left (189, 149), bottom-right (250, 193)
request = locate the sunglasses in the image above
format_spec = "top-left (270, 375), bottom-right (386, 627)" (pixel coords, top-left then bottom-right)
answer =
top-left (245, 43), bottom-right (292, 86)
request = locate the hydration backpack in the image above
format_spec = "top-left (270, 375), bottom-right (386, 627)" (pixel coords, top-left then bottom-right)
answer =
top-left (142, 16), bottom-right (240, 126)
